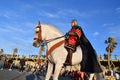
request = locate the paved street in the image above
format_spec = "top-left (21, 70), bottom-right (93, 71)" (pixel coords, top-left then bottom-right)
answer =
top-left (0, 69), bottom-right (73, 80)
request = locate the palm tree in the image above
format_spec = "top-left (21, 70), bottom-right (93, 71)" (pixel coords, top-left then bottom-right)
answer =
top-left (13, 48), bottom-right (18, 56)
top-left (105, 37), bottom-right (118, 70)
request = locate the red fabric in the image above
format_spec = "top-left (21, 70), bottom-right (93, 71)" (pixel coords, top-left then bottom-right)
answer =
top-left (77, 71), bottom-right (85, 80)
top-left (67, 29), bottom-right (81, 45)
top-left (68, 36), bottom-right (77, 45)
top-left (37, 59), bottom-right (41, 65)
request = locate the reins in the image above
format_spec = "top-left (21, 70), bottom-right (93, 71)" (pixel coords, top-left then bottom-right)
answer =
top-left (45, 35), bottom-right (65, 43)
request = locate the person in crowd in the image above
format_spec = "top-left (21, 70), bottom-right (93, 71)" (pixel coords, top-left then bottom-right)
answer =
top-left (115, 71), bottom-right (120, 80)
top-left (0, 54), bottom-right (6, 70)
top-left (8, 58), bottom-right (13, 71)
top-left (19, 57), bottom-right (26, 72)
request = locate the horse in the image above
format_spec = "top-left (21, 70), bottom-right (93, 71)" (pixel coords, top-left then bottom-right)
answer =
top-left (33, 22), bottom-right (104, 80)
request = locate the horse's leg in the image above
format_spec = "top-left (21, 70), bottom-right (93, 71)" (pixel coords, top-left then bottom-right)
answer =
top-left (45, 62), bottom-right (53, 80)
top-left (90, 73), bottom-right (105, 80)
top-left (53, 62), bottom-right (63, 80)
top-left (89, 73), bottom-right (95, 80)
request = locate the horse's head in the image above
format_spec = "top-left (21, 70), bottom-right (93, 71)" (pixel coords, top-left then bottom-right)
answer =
top-left (33, 21), bottom-right (43, 47)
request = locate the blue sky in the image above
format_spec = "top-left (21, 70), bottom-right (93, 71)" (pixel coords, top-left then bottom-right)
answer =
top-left (0, 0), bottom-right (120, 57)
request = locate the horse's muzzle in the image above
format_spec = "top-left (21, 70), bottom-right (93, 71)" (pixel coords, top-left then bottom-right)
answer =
top-left (33, 41), bottom-right (40, 47)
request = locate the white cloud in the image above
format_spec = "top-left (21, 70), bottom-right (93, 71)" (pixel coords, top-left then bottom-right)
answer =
top-left (38, 9), bottom-right (95, 19)
top-left (102, 23), bottom-right (114, 27)
top-left (0, 26), bottom-right (24, 38)
top-left (13, 36), bottom-right (33, 44)
top-left (0, 10), bottom-right (21, 19)
top-left (45, 12), bottom-right (59, 18)
top-left (93, 32), bottom-right (99, 36)
top-left (0, 23), bottom-right (34, 51)
top-left (38, 10), bottom-right (59, 18)
top-left (24, 22), bottom-right (35, 28)
top-left (0, 23), bottom-right (34, 35)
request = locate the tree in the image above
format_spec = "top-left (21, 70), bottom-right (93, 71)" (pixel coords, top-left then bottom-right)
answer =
top-left (105, 37), bottom-right (118, 53)
top-left (105, 37), bottom-right (118, 70)
top-left (13, 48), bottom-right (18, 56)
top-left (0, 49), bottom-right (4, 53)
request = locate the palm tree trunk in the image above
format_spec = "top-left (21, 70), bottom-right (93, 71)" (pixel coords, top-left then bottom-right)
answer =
top-left (107, 50), bottom-right (111, 70)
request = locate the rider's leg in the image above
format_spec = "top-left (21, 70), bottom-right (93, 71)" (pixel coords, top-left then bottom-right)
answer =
top-left (64, 49), bottom-right (73, 66)
top-left (64, 49), bottom-right (69, 64)
top-left (68, 49), bottom-right (73, 66)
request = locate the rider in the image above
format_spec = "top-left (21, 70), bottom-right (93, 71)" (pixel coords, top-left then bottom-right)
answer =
top-left (64, 19), bottom-right (81, 65)
top-left (64, 19), bottom-right (103, 74)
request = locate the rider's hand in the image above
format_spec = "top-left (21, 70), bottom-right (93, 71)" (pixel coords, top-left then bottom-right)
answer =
top-left (65, 33), bottom-right (69, 39)
top-left (68, 32), bottom-right (76, 35)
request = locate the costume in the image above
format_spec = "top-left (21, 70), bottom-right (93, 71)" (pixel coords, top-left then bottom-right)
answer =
top-left (65, 26), bottom-right (82, 51)
top-left (65, 25), bottom-right (103, 73)
top-left (64, 25), bottom-right (81, 66)
top-left (77, 26), bottom-right (103, 73)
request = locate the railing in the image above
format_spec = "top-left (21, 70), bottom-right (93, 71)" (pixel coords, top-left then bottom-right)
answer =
top-left (5, 54), bottom-right (120, 61)
top-left (98, 54), bottom-right (120, 60)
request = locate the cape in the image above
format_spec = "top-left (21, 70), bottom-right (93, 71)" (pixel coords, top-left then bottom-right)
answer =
top-left (76, 26), bottom-right (103, 73)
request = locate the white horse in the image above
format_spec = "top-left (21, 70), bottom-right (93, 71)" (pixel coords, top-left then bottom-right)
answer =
top-left (33, 22), bottom-right (104, 80)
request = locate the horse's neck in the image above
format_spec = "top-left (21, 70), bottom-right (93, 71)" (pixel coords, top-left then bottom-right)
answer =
top-left (42, 24), bottom-right (64, 49)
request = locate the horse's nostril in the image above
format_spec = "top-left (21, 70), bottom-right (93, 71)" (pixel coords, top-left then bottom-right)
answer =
top-left (34, 38), bottom-right (37, 40)
top-left (33, 42), bottom-right (36, 47)
top-left (33, 42), bottom-right (40, 47)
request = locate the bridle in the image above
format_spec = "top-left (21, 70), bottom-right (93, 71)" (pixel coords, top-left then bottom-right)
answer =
top-left (34, 21), bottom-right (42, 43)
top-left (34, 22), bottom-right (65, 63)
top-left (34, 22), bottom-right (65, 45)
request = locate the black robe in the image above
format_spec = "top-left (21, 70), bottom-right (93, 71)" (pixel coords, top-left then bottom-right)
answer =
top-left (76, 26), bottom-right (103, 73)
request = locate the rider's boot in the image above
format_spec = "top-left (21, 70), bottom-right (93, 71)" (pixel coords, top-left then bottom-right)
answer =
top-left (64, 49), bottom-right (73, 66)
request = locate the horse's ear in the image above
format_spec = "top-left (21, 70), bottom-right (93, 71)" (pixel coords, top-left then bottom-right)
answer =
top-left (38, 21), bottom-right (41, 26)
top-left (36, 21), bottom-right (41, 28)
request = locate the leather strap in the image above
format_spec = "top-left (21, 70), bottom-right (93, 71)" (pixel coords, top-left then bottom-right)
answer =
top-left (46, 40), bottom-right (65, 56)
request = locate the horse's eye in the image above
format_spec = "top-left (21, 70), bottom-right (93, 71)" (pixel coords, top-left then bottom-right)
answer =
top-left (34, 38), bottom-right (37, 40)
top-left (36, 31), bottom-right (39, 33)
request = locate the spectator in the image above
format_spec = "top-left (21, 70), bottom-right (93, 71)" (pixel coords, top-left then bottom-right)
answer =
top-left (19, 57), bottom-right (26, 72)
top-left (115, 72), bottom-right (120, 80)
top-left (0, 54), bottom-right (6, 70)
top-left (8, 58), bottom-right (13, 71)
top-left (4, 59), bottom-right (9, 69)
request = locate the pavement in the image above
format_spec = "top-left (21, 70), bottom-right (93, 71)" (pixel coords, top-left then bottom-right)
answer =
top-left (0, 69), bottom-right (73, 80)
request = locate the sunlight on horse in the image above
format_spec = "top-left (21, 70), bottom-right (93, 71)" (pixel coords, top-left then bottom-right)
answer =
top-left (33, 22), bottom-right (104, 80)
